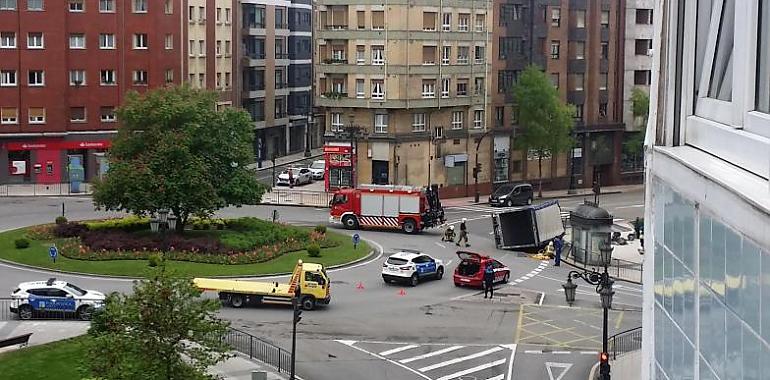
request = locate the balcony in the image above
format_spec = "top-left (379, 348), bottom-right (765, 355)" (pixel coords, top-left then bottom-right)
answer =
top-left (322, 58), bottom-right (347, 65)
top-left (321, 91), bottom-right (348, 99)
top-left (244, 22), bottom-right (266, 29)
top-left (275, 52), bottom-right (289, 59)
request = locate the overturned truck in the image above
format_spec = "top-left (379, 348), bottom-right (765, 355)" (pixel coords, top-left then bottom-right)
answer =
top-left (491, 200), bottom-right (565, 250)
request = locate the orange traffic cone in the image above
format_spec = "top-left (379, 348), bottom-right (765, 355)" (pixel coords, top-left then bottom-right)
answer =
top-left (356, 282), bottom-right (365, 290)
top-left (398, 289), bottom-right (407, 296)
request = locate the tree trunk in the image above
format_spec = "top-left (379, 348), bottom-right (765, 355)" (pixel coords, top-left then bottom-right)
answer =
top-left (537, 155), bottom-right (543, 198)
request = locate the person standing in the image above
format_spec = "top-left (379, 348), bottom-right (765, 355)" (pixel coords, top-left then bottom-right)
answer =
top-left (457, 218), bottom-right (469, 247)
top-left (483, 264), bottom-right (495, 299)
top-left (288, 169), bottom-right (294, 189)
top-left (553, 235), bottom-right (563, 267)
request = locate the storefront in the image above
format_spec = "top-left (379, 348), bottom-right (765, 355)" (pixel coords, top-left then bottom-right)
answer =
top-left (1, 139), bottom-right (111, 184)
top-left (323, 144), bottom-right (354, 191)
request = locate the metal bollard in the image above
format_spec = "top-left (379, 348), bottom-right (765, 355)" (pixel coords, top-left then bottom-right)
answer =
top-left (251, 371), bottom-right (267, 380)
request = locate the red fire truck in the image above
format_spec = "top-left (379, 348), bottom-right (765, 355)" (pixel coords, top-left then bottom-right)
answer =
top-left (329, 184), bottom-right (445, 234)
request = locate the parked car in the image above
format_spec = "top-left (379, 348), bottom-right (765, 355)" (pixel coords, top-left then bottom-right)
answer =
top-left (489, 183), bottom-right (534, 207)
top-left (382, 250), bottom-right (444, 286)
top-left (9, 278), bottom-right (106, 320)
top-left (453, 251), bottom-right (510, 288)
top-left (308, 160), bottom-right (326, 180)
top-left (276, 167), bottom-right (313, 186)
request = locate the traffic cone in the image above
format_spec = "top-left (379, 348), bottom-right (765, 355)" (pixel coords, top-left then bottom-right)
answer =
top-left (398, 289), bottom-right (407, 296)
top-left (356, 282), bottom-right (365, 290)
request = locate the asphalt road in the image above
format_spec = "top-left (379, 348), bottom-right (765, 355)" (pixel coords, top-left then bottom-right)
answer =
top-left (0, 190), bottom-right (644, 380)
top-left (254, 155), bottom-right (322, 186)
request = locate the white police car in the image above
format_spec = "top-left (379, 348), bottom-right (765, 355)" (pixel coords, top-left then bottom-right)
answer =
top-left (10, 278), bottom-right (106, 321)
top-left (381, 250), bottom-right (444, 286)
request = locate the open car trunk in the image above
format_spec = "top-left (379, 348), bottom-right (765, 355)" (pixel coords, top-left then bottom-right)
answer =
top-left (457, 260), bottom-right (480, 276)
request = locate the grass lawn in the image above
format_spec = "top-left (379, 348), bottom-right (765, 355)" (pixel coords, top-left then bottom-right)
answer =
top-left (0, 227), bottom-right (369, 277)
top-left (0, 335), bottom-right (88, 380)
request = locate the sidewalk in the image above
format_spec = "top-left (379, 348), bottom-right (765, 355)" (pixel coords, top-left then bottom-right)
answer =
top-left (441, 184), bottom-right (644, 207)
top-left (247, 148), bottom-right (323, 171)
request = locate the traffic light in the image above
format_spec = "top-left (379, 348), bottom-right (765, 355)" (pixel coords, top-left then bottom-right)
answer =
top-left (293, 307), bottom-right (302, 324)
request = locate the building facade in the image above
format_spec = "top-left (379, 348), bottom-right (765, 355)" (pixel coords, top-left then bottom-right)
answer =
top-left (643, 0), bottom-right (770, 379)
top-left (241, 0), bottom-right (314, 163)
top-left (0, 0), bottom-right (184, 184)
top-left (314, 0), bottom-right (494, 196)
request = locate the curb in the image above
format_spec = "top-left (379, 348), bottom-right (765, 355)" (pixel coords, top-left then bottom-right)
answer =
top-left (259, 202), bottom-right (328, 209)
top-left (253, 153), bottom-right (323, 172)
top-left (444, 190), bottom-right (625, 207)
top-left (588, 361), bottom-right (599, 380)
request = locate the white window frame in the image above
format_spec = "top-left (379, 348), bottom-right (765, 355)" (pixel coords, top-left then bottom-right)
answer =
top-left (372, 46), bottom-right (385, 65)
top-left (374, 112), bottom-right (388, 133)
top-left (68, 0), bottom-right (84, 12)
top-left (132, 0), bottom-right (147, 13)
top-left (458, 14), bottom-right (469, 32)
top-left (69, 34), bottom-right (85, 49)
top-left (70, 107), bottom-right (86, 122)
top-left (27, 32), bottom-right (43, 49)
top-left (355, 79), bottom-right (365, 98)
top-left (99, 33), bottom-right (115, 49)
top-left (0, 108), bottom-right (18, 124)
top-left (475, 13), bottom-right (485, 32)
top-left (100, 69), bottom-right (116, 85)
top-left (441, 77), bottom-right (450, 98)
top-left (28, 108), bottom-right (45, 124)
top-left (576, 10), bottom-right (586, 28)
top-left (330, 112), bottom-right (343, 132)
top-left (457, 46), bottom-right (469, 64)
top-left (371, 80), bottom-right (385, 99)
top-left (133, 34), bottom-right (148, 49)
top-left (474, 45), bottom-right (485, 64)
top-left (0, 0), bottom-right (16, 11)
top-left (1, 32), bottom-right (16, 48)
top-left (165, 0), bottom-right (172, 14)
top-left (100, 107), bottom-right (116, 122)
top-left (442, 45), bottom-right (451, 65)
top-left (27, 0), bottom-right (43, 11)
top-left (132, 70), bottom-right (148, 85)
top-left (451, 111), bottom-right (464, 129)
top-left (356, 46), bottom-right (365, 64)
top-left (442, 12), bottom-right (451, 31)
top-left (69, 70), bottom-right (86, 86)
top-left (165, 34), bottom-right (173, 50)
top-left (422, 80), bottom-right (436, 98)
top-left (27, 70), bottom-right (44, 86)
top-left (412, 113), bottom-right (426, 132)
top-left (0, 70), bottom-right (16, 87)
top-left (99, 0), bottom-right (114, 12)
top-left (473, 109), bottom-right (484, 129)
top-left (165, 69), bottom-right (174, 83)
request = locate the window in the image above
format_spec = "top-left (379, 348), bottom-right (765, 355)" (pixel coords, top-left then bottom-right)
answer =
top-left (456, 79), bottom-right (468, 96)
top-left (634, 70), bottom-right (651, 85)
top-left (442, 12), bottom-right (451, 31)
top-left (570, 73), bottom-right (584, 91)
top-left (601, 11), bottom-right (609, 28)
top-left (275, 7), bottom-right (284, 28)
top-left (356, 79), bottom-right (364, 98)
top-left (451, 111), bottom-right (464, 129)
top-left (574, 41), bottom-right (585, 59)
top-left (500, 4), bottom-right (522, 25)
top-left (99, 0), bottom-right (113, 12)
top-left (69, 34), bottom-right (85, 49)
top-left (574, 103), bottom-right (583, 121)
top-left (423, 12), bottom-right (436, 31)
top-left (599, 73), bottom-right (608, 90)
top-left (216, 72), bottom-right (222, 88)
top-left (224, 72), bottom-right (230, 88)
top-left (216, 7), bottom-right (221, 23)
top-left (551, 8), bottom-right (561, 27)
top-left (330, 113), bottom-right (343, 132)
top-left (412, 113), bottom-right (426, 132)
top-left (550, 73), bottom-right (559, 89)
top-left (132, 70), bottom-right (147, 85)
top-left (0, 0), bottom-right (16, 10)
top-left (28, 107), bottom-right (44, 124)
top-left (164, 0), bottom-right (172, 14)
top-left (550, 40), bottom-right (560, 59)
top-left (441, 46), bottom-right (451, 65)
top-left (99, 34), bottom-right (115, 49)
top-left (498, 70), bottom-right (518, 93)
top-left (511, 106), bottom-right (519, 124)
top-left (372, 46), bottom-right (384, 65)
top-left (356, 45), bottom-right (365, 64)
top-left (1, 32), bottom-right (15, 48)
top-left (474, 46), bottom-right (485, 64)
top-left (759, 0), bottom-right (770, 113)
top-left (473, 110), bottom-right (484, 129)
top-left (275, 70), bottom-right (284, 88)
top-left (422, 46), bottom-right (436, 65)
top-left (422, 79), bottom-right (436, 98)
top-left (374, 112), bottom-right (388, 133)
top-left (165, 34), bottom-right (173, 50)
top-left (28, 70), bottom-right (44, 86)
top-left (132, 0), bottom-right (147, 13)
top-left (435, 126), bottom-right (444, 139)
top-left (636, 9), bottom-right (653, 24)
top-left (134, 34), bottom-right (147, 49)
top-left (199, 40), bottom-right (205, 56)
top-left (1, 108), bottom-right (18, 124)
top-left (68, 0), bottom-right (83, 12)
top-left (371, 80), bottom-right (384, 99)
top-left (499, 37), bottom-right (523, 59)
top-left (356, 11), bottom-right (365, 29)
top-left (372, 11), bottom-right (384, 30)
top-left (575, 10), bottom-right (585, 28)
top-left (600, 42), bottom-right (608, 59)
top-left (100, 107), bottom-right (116, 122)
top-left (635, 39), bottom-right (652, 55)
top-left (216, 41), bottom-right (222, 56)
top-left (458, 14), bottom-right (469, 31)
top-left (27, 0), bottom-right (42, 11)
top-left (457, 46), bottom-right (469, 64)
top-left (441, 77), bottom-right (450, 97)
top-left (100, 69), bottom-right (116, 85)
top-left (164, 69), bottom-right (173, 83)
top-left (599, 103), bottom-right (607, 119)
top-left (274, 97), bottom-right (285, 118)
top-left (70, 107), bottom-right (85, 122)
top-left (475, 14), bottom-right (485, 32)
top-left (188, 40), bottom-right (195, 56)
top-left (474, 77), bottom-right (484, 95)
top-left (225, 40), bottom-right (230, 56)
top-left (0, 70), bottom-right (16, 86)
top-left (69, 70), bottom-right (85, 86)
top-left (495, 107), bottom-right (504, 126)
top-left (27, 32), bottom-right (43, 49)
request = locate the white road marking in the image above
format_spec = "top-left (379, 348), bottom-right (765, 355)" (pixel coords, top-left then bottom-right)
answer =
top-left (379, 344), bottom-right (419, 356)
top-left (446, 260), bottom-right (453, 267)
top-left (399, 346), bottom-right (465, 364)
top-left (486, 375), bottom-right (505, 380)
top-left (419, 347), bottom-right (503, 372)
top-left (538, 292), bottom-right (545, 306)
top-left (614, 204), bottom-right (644, 209)
top-left (435, 358), bottom-right (507, 380)
top-left (435, 242), bottom-right (447, 248)
top-left (524, 350), bottom-right (543, 354)
top-left (503, 344), bottom-right (517, 380)
top-left (545, 362), bottom-right (573, 380)
top-left (580, 351), bottom-right (599, 355)
top-left (552, 351), bottom-right (571, 355)
top-left (335, 340), bottom-right (432, 380)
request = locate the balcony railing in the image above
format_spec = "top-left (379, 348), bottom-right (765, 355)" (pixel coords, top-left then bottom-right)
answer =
top-left (321, 91), bottom-right (347, 99)
top-left (327, 24), bottom-right (348, 30)
top-left (244, 51), bottom-right (266, 60)
top-left (245, 22), bottom-right (266, 28)
top-left (275, 52), bottom-right (289, 59)
top-left (275, 82), bottom-right (288, 89)
top-left (322, 58), bottom-right (347, 64)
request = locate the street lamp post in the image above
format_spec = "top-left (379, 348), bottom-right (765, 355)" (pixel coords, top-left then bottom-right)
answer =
top-left (473, 130), bottom-right (492, 203)
top-left (151, 209), bottom-right (177, 251)
top-left (562, 242), bottom-right (615, 380)
top-left (568, 131), bottom-right (577, 194)
top-left (304, 108), bottom-right (314, 157)
top-left (290, 285), bottom-right (302, 380)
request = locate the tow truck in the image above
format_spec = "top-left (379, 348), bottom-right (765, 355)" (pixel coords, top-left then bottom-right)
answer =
top-left (193, 260), bottom-right (330, 310)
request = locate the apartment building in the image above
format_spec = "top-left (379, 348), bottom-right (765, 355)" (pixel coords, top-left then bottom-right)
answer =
top-left (0, 0), bottom-right (183, 184)
top-left (490, 0), bottom-right (627, 191)
top-left (644, 0), bottom-right (770, 379)
top-left (186, 0), bottom-right (237, 107)
top-left (314, 1), bottom-right (494, 195)
top-left (241, 0), bottom-right (314, 162)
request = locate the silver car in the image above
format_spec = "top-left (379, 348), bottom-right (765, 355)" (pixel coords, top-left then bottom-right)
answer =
top-left (308, 160), bottom-right (325, 180)
top-left (276, 167), bottom-right (313, 186)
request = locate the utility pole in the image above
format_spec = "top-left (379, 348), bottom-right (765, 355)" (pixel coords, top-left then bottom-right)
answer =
top-left (290, 286), bottom-right (302, 380)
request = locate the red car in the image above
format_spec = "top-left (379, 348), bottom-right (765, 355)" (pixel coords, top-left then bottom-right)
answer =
top-left (453, 251), bottom-right (511, 288)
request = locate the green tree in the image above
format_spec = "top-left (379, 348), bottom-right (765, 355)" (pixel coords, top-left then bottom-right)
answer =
top-left (512, 66), bottom-right (574, 197)
top-left (631, 87), bottom-right (650, 123)
top-left (92, 86), bottom-right (266, 232)
top-left (85, 267), bottom-right (231, 380)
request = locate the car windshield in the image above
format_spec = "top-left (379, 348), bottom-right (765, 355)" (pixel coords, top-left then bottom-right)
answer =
top-left (64, 283), bottom-right (87, 296)
top-left (386, 257), bottom-right (409, 266)
top-left (493, 185), bottom-right (513, 196)
top-left (311, 161), bottom-right (324, 169)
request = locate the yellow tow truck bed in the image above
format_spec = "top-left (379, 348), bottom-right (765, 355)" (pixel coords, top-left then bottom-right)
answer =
top-left (193, 278), bottom-right (292, 297)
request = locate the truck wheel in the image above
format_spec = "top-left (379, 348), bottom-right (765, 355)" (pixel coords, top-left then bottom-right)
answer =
top-left (342, 215), bottom-right (359, 230)
top-left (77, 305), bottom-right (95, 321)
top-left (301, 296), bottom-right (316, 311)
top-left (505, 199), bottom-right (513, 207)
top-left (18, 305), bottom-right (33, 320)
top-left (402, 219), bottom-right (417, 234)
top-left (230, 294), bottom-right (245, 308)
top-left (410, 274), bottom-right (419, 287)
top-left (435, 266), bottom-right (444, 280)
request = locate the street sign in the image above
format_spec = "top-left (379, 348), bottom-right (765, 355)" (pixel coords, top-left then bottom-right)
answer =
top-left (49, 245), bottom-right (58, 263)
top-left (352, 234), bottom-right (360, 249)
top-left (545, 362), bottom-right (572, 380)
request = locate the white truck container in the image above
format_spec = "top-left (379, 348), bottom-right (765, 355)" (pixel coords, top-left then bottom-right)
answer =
top-left (491, 200), bottom-right (565, 249)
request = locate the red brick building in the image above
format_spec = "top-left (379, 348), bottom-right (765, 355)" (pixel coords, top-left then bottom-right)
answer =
top-left (0, 0), bottom-right (183, 184)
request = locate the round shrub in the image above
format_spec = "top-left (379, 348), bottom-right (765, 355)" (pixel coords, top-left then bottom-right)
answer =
top-left (307, 243), bottom-right (321, 258)
top-left (148, 253), bottom-right (164, 267)
top-left (314, 225), bottom-right (327, 234)
top-left (55, 216), bottom-right (68, 225)
top-left (14, 238), bottom-right (30, 249)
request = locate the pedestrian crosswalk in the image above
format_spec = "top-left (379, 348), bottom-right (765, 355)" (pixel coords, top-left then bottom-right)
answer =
top-left (337, 340), bottom-right (516, 380)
